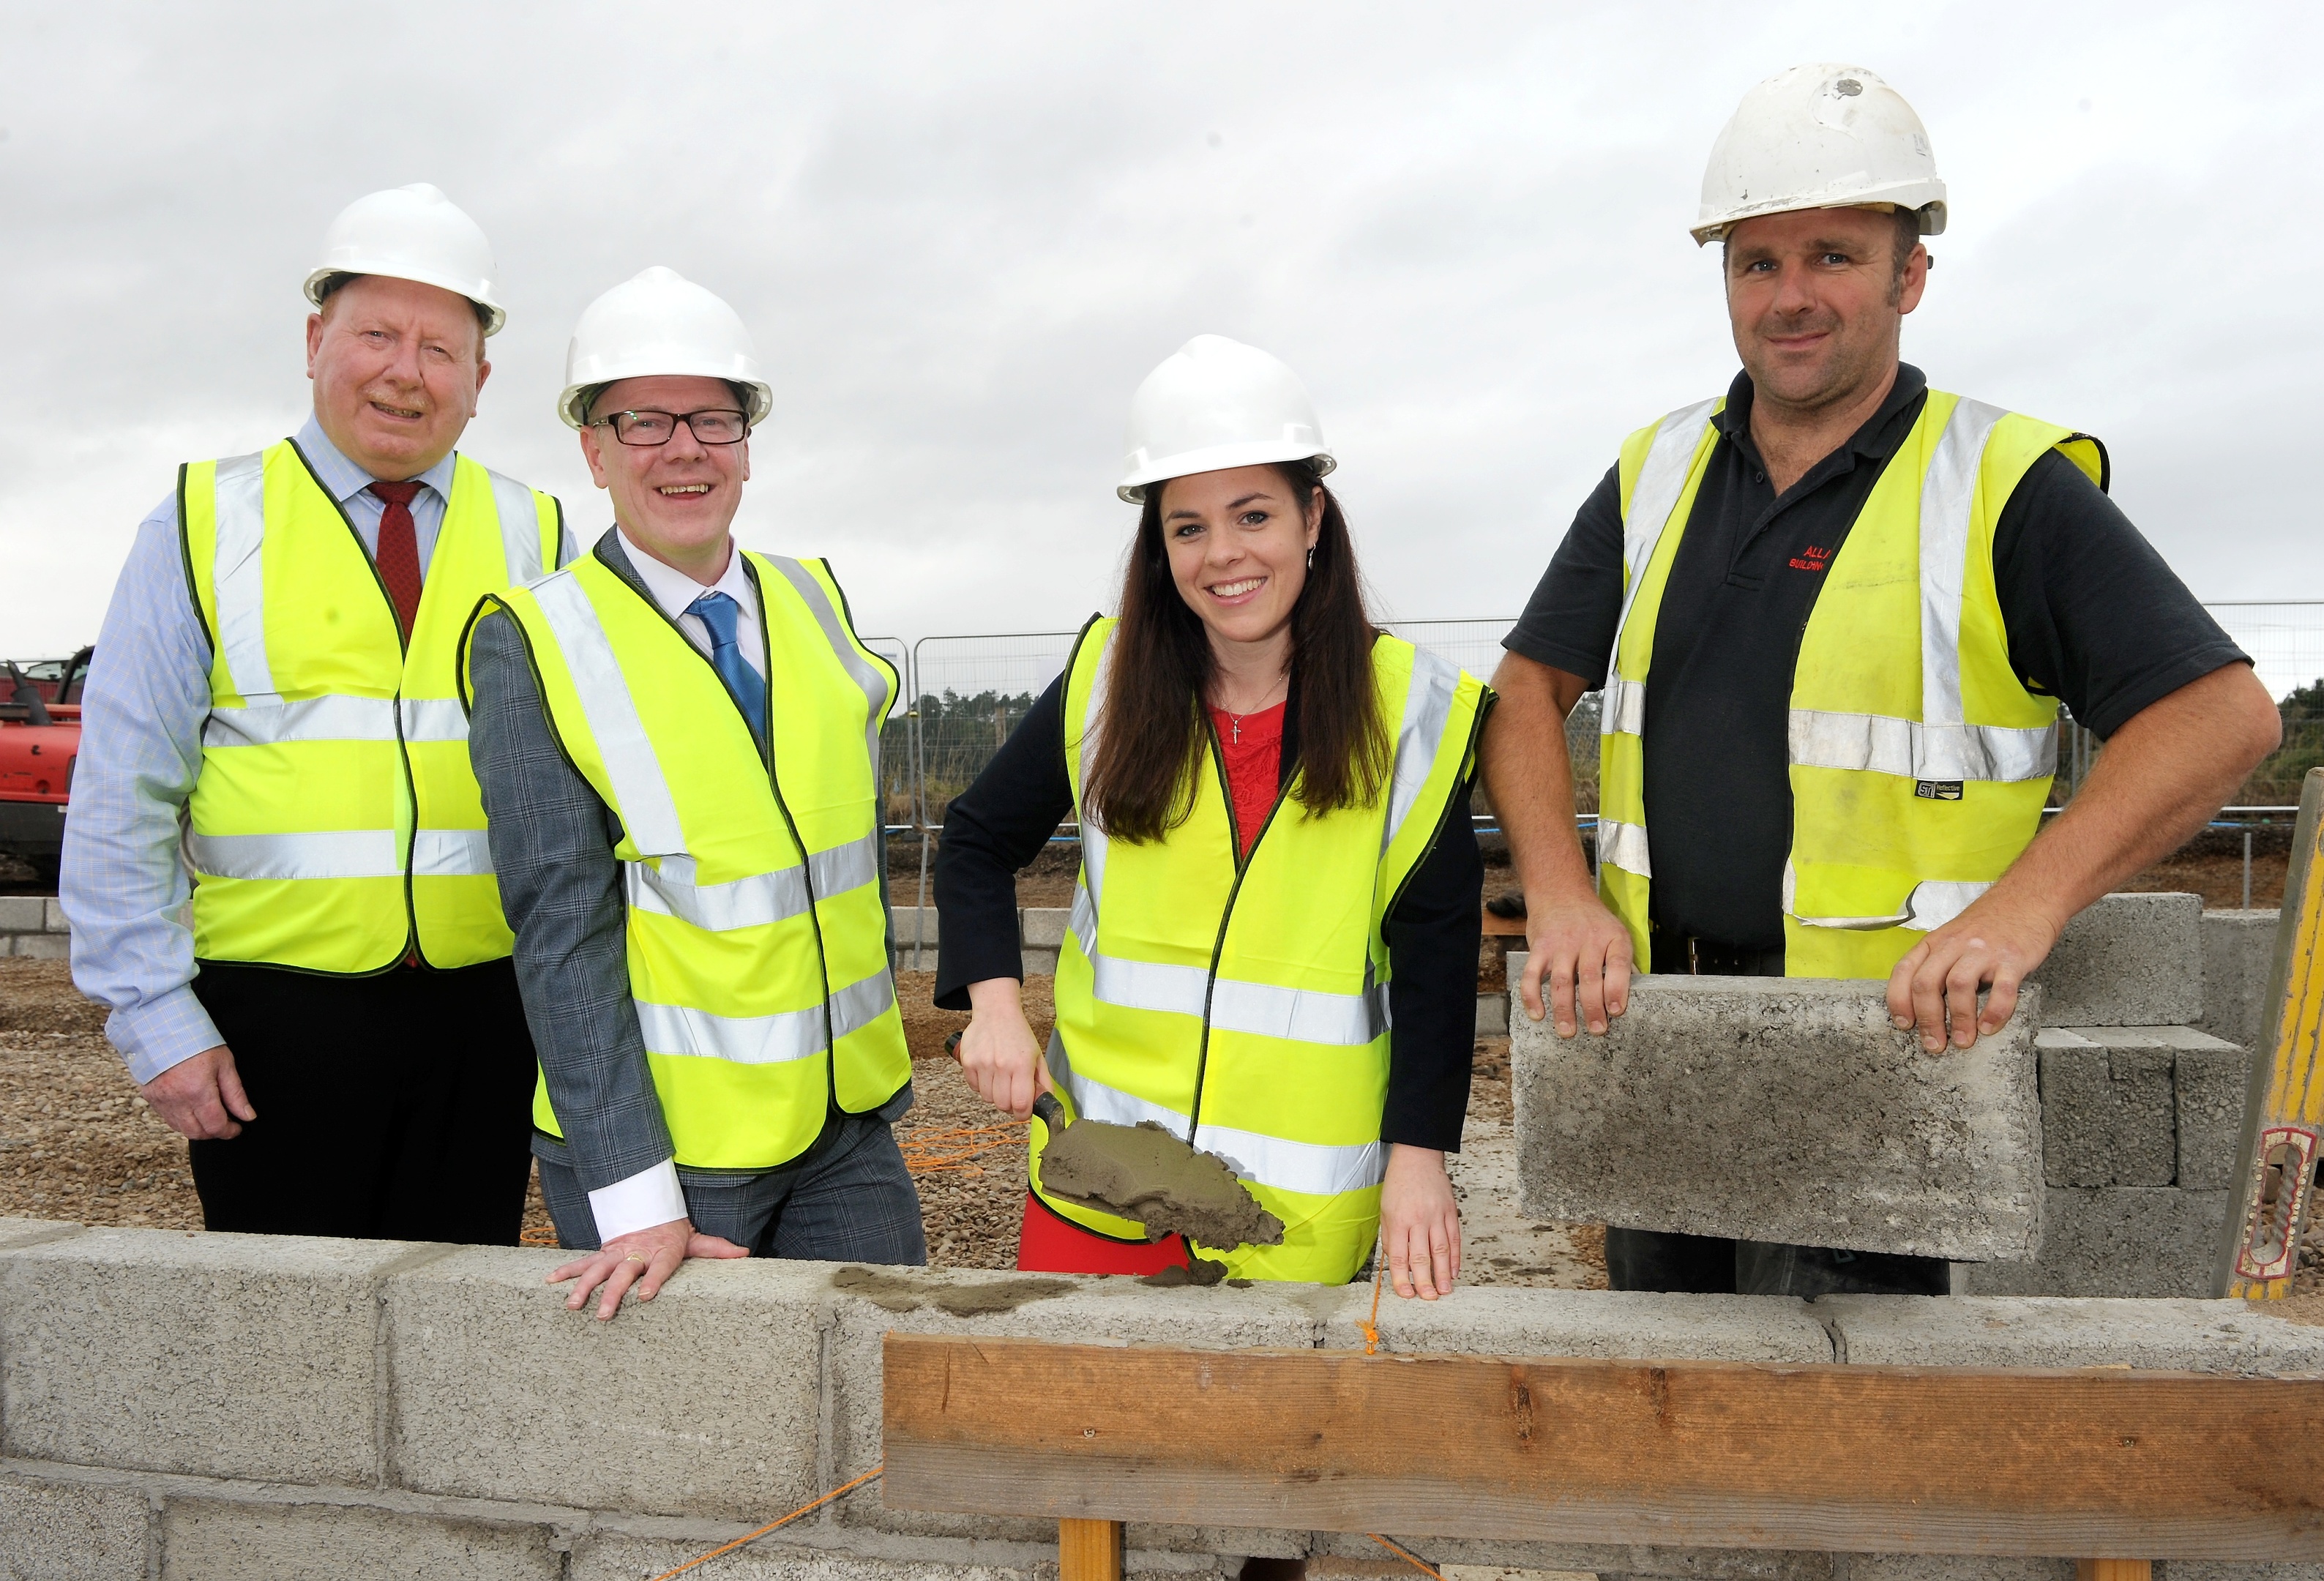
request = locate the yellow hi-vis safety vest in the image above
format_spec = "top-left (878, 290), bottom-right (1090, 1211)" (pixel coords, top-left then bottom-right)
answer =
top-left (181, 438), bottom-right (563, 973)
top-left (1037, 618), bottom-right (1490, 1285)
top-left (1597, 389), bottom-right (2107, 979)
top-left (470, 547), bottom-right (911, 1171)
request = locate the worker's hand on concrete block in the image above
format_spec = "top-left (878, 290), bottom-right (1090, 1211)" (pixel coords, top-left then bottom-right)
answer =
top-left (1519, 888), bottom-right (1634, 1039)
top-left (1380, 1144), bottom-right (1461, 1301)
top-left (138, 1043), bottom-right (256, 1140)
top-left (959, 976), bottom-right (1051, 1120)
top-left (549, 1216), bottom-right (748, 1321)
top-left (1886, 900), bottom-right (2058, 1053)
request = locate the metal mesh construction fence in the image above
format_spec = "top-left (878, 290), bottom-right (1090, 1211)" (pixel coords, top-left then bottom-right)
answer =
top-left (884, 602), bottom-right (2324, 831)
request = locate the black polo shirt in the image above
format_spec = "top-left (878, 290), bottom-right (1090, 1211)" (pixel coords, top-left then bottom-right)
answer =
top-left (1505, 363), bottom-right (2248, 953)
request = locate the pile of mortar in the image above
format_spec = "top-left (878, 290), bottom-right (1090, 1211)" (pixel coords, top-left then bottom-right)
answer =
top-left (1032, 1093), bottom-right (1282, 1284)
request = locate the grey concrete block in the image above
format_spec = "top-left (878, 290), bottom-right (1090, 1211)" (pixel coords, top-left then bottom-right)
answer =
top-left (567, 1533), bottom-right (1045, 1581)
top-left (42, 898), bottom-right (68, 932)
top-left (2027, 892), bottom-right (2202, 1026)
top-left (2176, 1042), bottom-right (2255, 1190)
top-left (1847, 1559), bottom-right (2071, 1581)
top-left (0, 1216), bottom-right (80, 1249)
top-left (161, 1501), bottom-right (559, 1581)
top-left (386, 1246), bottom-right (824, 1521)
top-left (2035, 1029), bottom-right (2177, 1186)
top-left (2196, 908), bottom-right (2279, 1052)
top-left (1020, 946), bottom-right (1058, 977)
top-left (894, 905), bottom-right (940, 944)
top-left (0, 1471), bottom-right (150, 1579)
top-left (0, 1227), bottom-right (419, 1483)
top-left (1313, 1283), bottom-right (1834, 1361)
top-left (1477, 993), bottom-right (1509, 1036)
top-left (1512, 976), bottom-right (2044, 1261)
top-left (1823, 1293), bottom-right (2324, 1373)
top-left (825, 1263), bottom-right (1321, 1550)
top-left (1960, 1188), bottom-right (2228, 1297)
top-left (0, 897), bottom-right (45, 931)
top-left (10, 932), bottom-right (69, 960)
top-left (1019, 906), bottom-right (1069, 948)
top-left (2164, 1565), bottom-right (2324, 1581)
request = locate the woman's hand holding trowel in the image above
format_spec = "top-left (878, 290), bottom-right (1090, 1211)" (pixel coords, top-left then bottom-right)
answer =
top-left (955, 977), bottom-right (1053, 1119)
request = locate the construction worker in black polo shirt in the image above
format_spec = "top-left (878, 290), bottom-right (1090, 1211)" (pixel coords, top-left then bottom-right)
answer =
top-left (1481, 64), bottom-right (2284, 1297)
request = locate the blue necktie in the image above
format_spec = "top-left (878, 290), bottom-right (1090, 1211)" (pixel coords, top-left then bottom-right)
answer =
top-left (686, 591), bottom-right (769, 748)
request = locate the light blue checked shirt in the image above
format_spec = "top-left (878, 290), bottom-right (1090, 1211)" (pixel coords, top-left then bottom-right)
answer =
top-left (62, 416), bottom-right (469, 1083)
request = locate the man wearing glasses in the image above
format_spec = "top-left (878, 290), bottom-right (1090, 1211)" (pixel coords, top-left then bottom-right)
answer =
top-left (61, 184), bottom-right (566, 1243)
top-left (463, 267), bottom-right (924, 1318)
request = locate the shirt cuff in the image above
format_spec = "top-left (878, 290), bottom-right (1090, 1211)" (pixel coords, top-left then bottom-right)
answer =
top-left (588, 1159), bottom-right (687, 1243)
top-left (108, 986), bottom-right (227, 1086)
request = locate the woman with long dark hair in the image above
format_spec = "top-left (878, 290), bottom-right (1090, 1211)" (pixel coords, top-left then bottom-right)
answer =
top-left (933, 336), bottom-right (1490, 1293)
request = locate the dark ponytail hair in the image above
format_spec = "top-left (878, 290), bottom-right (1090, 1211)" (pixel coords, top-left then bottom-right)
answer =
top-left (1083, 463), bottom-right (1389, 842)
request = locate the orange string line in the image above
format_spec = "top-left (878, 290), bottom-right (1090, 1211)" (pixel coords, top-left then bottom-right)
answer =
top-left (1357, 1227), bottom-right (1386, 1355)
top-left (1368, 1533), bottom-right (1446, 1580)
top-left (897, 1121), bottom-right (1025, 1175)
top-left (646, 1463), bottom-right (885, 1581)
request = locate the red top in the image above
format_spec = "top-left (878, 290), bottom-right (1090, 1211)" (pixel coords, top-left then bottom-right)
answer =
top-left (1208, 699), bottom-right (1286, 860)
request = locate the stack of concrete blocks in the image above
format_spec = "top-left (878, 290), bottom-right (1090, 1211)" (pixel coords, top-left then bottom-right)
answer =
top-left (3, 1215), bottom-right (2321, 1580)
top-left (1981, 893), bottom-right (2257, 1298)
top-left (889, 905), bottom-right (1068, 976)
top-left (0, 895), bottom-right (69, 959)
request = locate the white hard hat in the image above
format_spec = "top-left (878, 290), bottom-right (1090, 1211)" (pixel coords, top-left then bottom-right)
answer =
top-left (556, 266), bottom-right (774, 430)
top-left (1693, 64), bottom-right (1947, 246)
top-left (1118, 334), bottom-right (1335, 504)
top-left (303, 183), bottom-right (507, 336)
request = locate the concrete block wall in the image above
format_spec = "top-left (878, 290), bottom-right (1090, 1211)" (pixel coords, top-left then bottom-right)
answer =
top-left (0, 895), bottom-right (69, 959)
top-left (890, 905), bottom-right (1064, 978)
top-left (3, 1218), bottom-right (2322, 1580)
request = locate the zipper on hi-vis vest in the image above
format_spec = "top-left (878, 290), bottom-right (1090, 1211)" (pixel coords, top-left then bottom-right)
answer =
top-left (1183, 714), bottom-right (1295, 1146)
top-left (293, 438), bottom-right (425, 975)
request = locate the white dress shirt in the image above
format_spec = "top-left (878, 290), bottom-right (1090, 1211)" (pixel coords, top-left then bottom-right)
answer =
top-left (588, 531), bottom-right (763, 1242)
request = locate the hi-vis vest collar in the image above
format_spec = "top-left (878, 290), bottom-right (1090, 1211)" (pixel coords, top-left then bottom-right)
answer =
top-left (1596, 388), bottom-right (2093, 971)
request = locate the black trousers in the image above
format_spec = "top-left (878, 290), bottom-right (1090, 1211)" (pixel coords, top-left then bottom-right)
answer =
top-left (187, 958), bottom-right (538, 1244)
top-left (1602, 933), bottom-right (1951, 1298)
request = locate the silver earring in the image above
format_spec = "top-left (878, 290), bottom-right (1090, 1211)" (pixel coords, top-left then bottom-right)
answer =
top-left (1307, 545), bottom-right (1315, 569)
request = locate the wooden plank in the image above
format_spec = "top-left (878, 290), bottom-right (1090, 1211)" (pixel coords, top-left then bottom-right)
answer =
top-left (2219, 766), bottom-right (2324, 1298)
top-left (1058, 1518), bottom-right (1123, 1581)
top-left (1482, 908), bottom-right (1528, 937)
top-left (881, 1335), bottom-right (2324, 1559)
top-left (2077, 1562), bottom-right (2153, 1581)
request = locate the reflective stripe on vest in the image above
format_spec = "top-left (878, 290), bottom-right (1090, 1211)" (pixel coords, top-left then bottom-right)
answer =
top-left (1596, 389), bottom-right (2092, 977)
top-left (1039, 618), bottom-right (1488, 1283)
top-left (483, 547), bottom-right (910, 1170)
top-left (183, 440), bottom-right (561, 971)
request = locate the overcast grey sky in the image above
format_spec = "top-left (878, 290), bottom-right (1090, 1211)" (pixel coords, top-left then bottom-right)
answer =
top-left (1, 1), bottom-right (2316, 665)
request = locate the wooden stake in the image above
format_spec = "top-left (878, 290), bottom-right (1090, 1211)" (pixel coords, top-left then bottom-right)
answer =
top-left (2077, 1561), bottom-right (2152, 1581)
top-left (1059, 1517), bottom-right (1123, 1581)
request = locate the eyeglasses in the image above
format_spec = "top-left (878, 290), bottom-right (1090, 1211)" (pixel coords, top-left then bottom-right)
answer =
top-left (591, 408), bottom-right (751, 446)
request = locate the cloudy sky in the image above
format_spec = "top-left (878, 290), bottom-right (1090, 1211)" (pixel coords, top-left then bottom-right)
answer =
top-left (2, 1), bottom-right (2317, 680)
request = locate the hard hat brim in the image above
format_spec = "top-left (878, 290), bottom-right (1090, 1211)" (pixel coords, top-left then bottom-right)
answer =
top-left (1692, 185), bottom-right (1949, 247)
top-left (302, 265), bottom-right (507, 337)
top-left (1118, 440), bottom-right (1337, 503)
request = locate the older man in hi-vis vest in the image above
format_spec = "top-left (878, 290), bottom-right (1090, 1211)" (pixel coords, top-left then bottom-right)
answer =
top-left (62, 185), bottom-right (567, 1242)
top-left (1481, 66), bottom-right (2282, 1296)
top-left (463, 269), bottom-right (922, 1320)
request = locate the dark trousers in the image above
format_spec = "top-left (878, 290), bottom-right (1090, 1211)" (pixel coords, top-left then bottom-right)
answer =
top-left (188, 958), bottom-right (539, 1244)
top-left (534, 1113), bottom-right (927, 1263)
top-left (1602, 934), bottom-right (1952, 1298)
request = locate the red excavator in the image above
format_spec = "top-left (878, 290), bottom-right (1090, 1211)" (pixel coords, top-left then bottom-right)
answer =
top-left (0, 646), bottom-right (90, 892)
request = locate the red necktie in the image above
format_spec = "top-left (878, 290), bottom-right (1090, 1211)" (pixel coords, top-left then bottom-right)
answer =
top-left (370, 481), bottom-right (425, 640)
